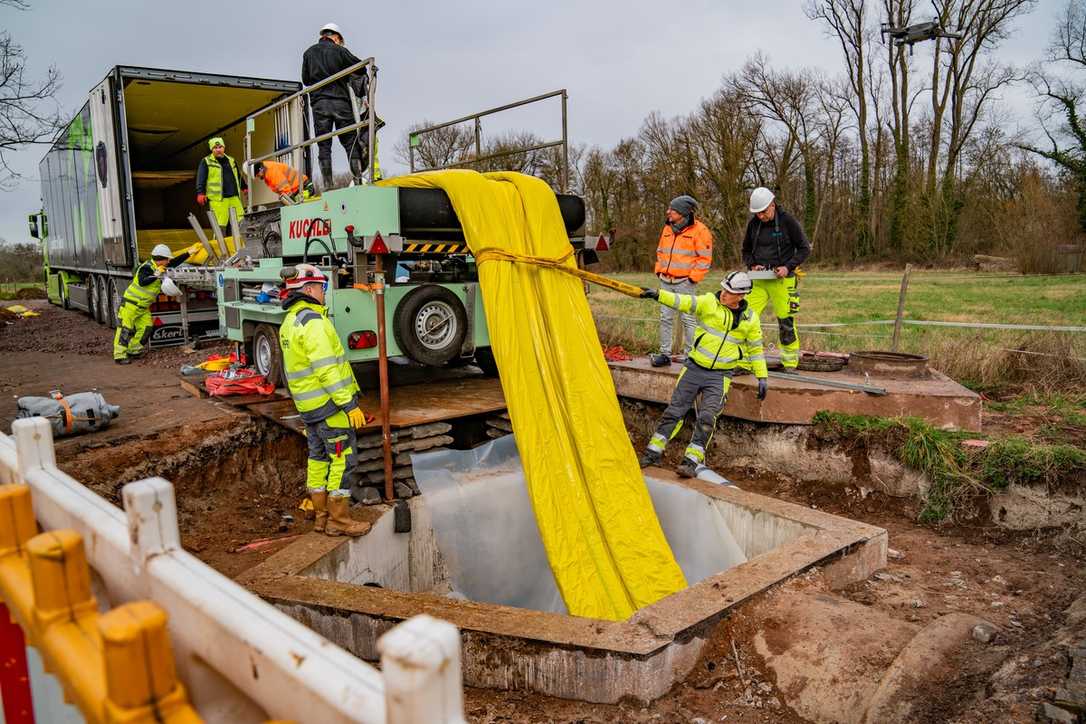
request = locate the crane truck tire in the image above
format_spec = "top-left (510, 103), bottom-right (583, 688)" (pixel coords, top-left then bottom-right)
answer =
top-left (250, 323), bottom-right (285, 388)
top-left (393, 285), bottom-right (467, 367)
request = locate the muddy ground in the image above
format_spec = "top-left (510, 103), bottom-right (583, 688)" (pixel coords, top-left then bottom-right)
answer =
top-left (3, 301), bottom-right (1084, 723)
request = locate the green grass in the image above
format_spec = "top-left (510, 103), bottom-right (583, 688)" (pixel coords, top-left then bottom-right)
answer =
top-left (0, 282), bottom-right (45, 301)
top-left (812, 411), bottom-right (1086, 523)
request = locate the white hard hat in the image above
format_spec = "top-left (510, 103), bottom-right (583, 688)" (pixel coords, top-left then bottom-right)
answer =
top-left (721, 271), bottom-right (753, 294)
top-left (284, 263), bottom-right (328, 291)
top-left (320, 22), bottom-right (343, 36)
top-left (151, 244), bottom-right (172, 259)
top-left (260, 282), bottom-right (279, 294)
top-left (160, 276), bottom-right (181, 298)
top-left (749, 187), bottom-right (775, 214)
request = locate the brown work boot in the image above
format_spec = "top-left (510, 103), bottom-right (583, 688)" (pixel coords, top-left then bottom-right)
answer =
top-left (326, 494), bottom-right (371, 537)
top-left (310, 490), bottom-right (329, 533)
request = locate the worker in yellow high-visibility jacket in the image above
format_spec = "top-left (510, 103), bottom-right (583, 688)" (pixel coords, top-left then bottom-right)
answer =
top-left (196, 137), bottom-right (247, 227)
top-left (113, 242), bottom-right (201, 364)
top-left (279, 263), bottom-right (370, 537)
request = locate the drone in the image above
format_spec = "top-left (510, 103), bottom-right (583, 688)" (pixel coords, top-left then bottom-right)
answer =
top-left (880, 19), bottom-right (963, 53)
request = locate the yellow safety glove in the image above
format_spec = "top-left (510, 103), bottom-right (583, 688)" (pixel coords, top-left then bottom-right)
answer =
top-left (186, 242), bottom-right (205, 257)
top-left (347, 407), bottom-right (366, 429)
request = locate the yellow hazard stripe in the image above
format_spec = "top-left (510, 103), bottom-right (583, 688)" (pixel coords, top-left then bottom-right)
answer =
top-left (403, 242), bottom-right (466, 253)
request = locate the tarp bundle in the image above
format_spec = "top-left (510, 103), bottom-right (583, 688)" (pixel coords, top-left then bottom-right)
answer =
top-left (16, 391), bottom-right (120, 437)
top-left (381, 170), bottom-right (686, 620)
top-left (205, 368), bottom-right (275, 397)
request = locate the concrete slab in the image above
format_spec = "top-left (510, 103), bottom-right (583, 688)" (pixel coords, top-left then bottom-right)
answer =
top-left (608, 357), bottom-right (982, 431)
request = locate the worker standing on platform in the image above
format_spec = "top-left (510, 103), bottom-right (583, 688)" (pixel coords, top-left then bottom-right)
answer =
top-left (196, 137), bottom-right (247, 227)
top-left (742, 187), bottom-right (811, 370)
top-left (651, 195), bottom-right (713, 367)
top-left (637, 271), bottom-right (768, 477)
top-left (280, 263), bottom-right (371, 537)
top-left (302, 22), bottom-right (380, 185)
top-left (113, 243), bottom-right (201, 364)
top-left (252, 160), bottom-right (317, 203)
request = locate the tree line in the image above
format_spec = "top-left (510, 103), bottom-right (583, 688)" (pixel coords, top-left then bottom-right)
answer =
top-left (401, 0), bottom-right (1086, 273)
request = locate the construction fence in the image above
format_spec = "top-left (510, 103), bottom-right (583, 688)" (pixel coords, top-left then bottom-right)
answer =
top-left (0, 416), bottom-right (466, 724)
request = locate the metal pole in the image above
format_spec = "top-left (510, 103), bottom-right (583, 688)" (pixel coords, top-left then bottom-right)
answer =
top-left (373, 256), bottom-right (394, 501)
top-left (891, 264), bottom-right (912, 352)
top-left (367, 65), bottom-right (377, 183)
top-left (768, 370), bottom-right (887, 395)
top-left (474, 117), bottom-right (481, 161)
top-left (561, 90), bottom-right (569, 192)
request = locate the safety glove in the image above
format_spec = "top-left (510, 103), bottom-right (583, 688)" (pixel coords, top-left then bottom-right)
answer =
top-left (347, 407), bottom-right (366, 429)
top-left (757, 378), bottom-right (768, 401)
top-left (196, 193), bottom-right (207, 206)
top-left (639, 287), bottom-right (659, 299)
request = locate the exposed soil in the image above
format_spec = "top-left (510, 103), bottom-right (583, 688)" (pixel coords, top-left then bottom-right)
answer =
top-left (4, 302), bottom-right (1085, 723)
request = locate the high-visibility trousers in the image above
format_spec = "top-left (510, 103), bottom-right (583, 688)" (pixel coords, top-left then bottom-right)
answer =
top-left (113, 302), bottom-right (152, 360)
top-left (208, 195), bottom-right (245, 228)
top-left (303, 410), bottom-right (356, 495)
top-left (645, 361), bottom-right (732, 465)
top-left (748, 275), bottom-right (800, 369)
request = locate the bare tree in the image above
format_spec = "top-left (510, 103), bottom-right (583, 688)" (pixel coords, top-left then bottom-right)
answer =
top-left (0, 1), bottom-right (63, 186)
top-left (394, 121), bottom-right (474, 172)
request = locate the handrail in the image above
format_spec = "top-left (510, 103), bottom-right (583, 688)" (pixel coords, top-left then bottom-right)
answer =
top-left (408, 89), bottom-right (569, 191)
top-left (244, 58), bottom-right (378, 211)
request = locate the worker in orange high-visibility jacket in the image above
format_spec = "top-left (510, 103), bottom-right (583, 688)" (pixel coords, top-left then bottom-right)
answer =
top-left (651, 195), bottom-right (714, 367)
top-left (252, 160), bottom-right (316, 203)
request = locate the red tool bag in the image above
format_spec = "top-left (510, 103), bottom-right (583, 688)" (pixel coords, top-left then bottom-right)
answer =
top-left (204, 368), bottom-right (276, 397)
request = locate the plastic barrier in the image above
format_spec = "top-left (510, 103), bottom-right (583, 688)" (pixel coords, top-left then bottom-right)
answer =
top-left (0, 417), bottom-right (466, 724)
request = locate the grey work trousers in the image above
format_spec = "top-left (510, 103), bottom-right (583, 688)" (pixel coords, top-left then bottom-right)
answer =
top-left (646, 360), bottom-right (732, 464)
top-left (658, 276), bottom-right (697, 356)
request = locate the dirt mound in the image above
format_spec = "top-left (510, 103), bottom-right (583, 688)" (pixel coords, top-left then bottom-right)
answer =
top-left (14, 286), bottom-right (46, 300)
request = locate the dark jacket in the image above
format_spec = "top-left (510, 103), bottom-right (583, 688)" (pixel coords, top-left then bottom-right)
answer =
top-left (741, 206), bottom-right (811, 273)
top-left (195, 156), bottom-right (247, 197)
top-left (301, 37), bottom-right (367, 105)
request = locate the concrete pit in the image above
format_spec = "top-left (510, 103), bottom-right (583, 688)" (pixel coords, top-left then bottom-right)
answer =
top-left (239, 437), bottom-right (886, 704)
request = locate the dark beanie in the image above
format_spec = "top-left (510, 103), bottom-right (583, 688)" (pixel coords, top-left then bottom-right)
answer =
top-left (668, 195), bottom-right (698, 217)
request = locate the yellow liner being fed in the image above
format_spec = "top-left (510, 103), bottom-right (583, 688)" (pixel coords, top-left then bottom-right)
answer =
top-left (381, 170), bottom-right (686, 620)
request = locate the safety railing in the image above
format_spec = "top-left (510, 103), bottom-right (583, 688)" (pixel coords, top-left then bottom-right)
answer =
top-left (0, 417), bottom-right (466, 724)
top-left (407, 89), bottom-right (570, 191)
top-left (243, 58), bottom-right (379, 212)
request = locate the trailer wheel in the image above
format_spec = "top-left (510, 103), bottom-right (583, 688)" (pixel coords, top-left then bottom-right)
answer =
top-left (475, 347), bottom-right (499, 377)
top-left (106, 276), bottom-right (121, 329)
top-left (89, 275), bottom-right (102, 324)
top-left (252, 324), bottom-right (284, 388)
top-left (393, 285), bottom-right (468, 367)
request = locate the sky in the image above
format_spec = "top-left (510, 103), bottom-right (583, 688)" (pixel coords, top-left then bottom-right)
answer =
top-left (0, 0), bottom-right (1059, 247)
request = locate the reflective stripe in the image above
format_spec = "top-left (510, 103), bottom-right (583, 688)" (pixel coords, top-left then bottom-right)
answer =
top-left (660, 260), bottom-right (701, 270)
top-left (747, 354), bottom-right (766, 362)
top-left (295, 310), bottom-right (322, 326)
top-left (648, 433), bottom-right (667, 453)
top-left (663, 247), bottom-right (700, 257)
top-left (693, 260), bottom-right (711, 269)
top-left (664, 293), bottom-right (697, 311)
top-left (289, 386), bottom-right (328, 402)
top-left (285, 354), bottom-right (346, 381)
top-left (684, 444), bottom-right (705, 462)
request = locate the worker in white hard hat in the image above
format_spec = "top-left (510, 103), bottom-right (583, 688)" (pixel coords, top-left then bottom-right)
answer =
top-left (301, 22), bottom-right (382, 185)
top-left (742, 187), bottom-right (812, 370)
top-left (112, 242), bottom-right (202, 364)
top-left (280, 263), bottom-right (371, 537)
top-left (638, 271), bottom-right (769, 477)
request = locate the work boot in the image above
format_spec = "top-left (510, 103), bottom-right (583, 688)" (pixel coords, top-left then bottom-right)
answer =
top-left (349, 157), bottom-right (365, 184)
top-left (650, 353), bottom-right (671, 367)
top-left (114, 357), bottom-right (130, 365)
top-left (326, 494), bottom-right (371, 537)
top-left (639, 450), bottom-right (661, 469)
top-left (310, 490), bottom-right (328, 534)
top-left (319, 159), bottom-right (333, 187)
top-left (676, 458), bottom-right (698, 478)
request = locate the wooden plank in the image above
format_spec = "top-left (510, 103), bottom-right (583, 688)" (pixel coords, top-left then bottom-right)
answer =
top-left (247, 400), bottom-right (305, 435)
top-left (179, 377), bottom-right (208, 399)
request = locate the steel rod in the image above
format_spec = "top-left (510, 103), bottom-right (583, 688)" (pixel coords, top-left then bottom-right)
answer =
top-left (373, 256), bottom-right (394, 502)
top-left (891, 264), bottom-right (912, 352)
top-left (409, 89), bottom-right (566, 137)
top-left (768, 370), bottom-right (887, 395)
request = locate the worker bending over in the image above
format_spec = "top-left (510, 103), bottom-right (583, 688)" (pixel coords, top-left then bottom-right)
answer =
top-left (280, 264), bottom-right (370, 537)
top-left (196, 137), bottom-right (247, 227)
top-left (252, 160), bottom-right (316, 203)
top-left (113, 243), bottom-right (201, 364)
top-left (742, 187), bottom-right (811, 370)
top-left (638, 271), bottom-right (768, 477)
top-left (652, 195), bottom-right (713, 367)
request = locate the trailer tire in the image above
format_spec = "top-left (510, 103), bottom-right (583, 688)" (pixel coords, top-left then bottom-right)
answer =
top-left (106, 276), bottom-right (121, 329)
top-left (252, 324), bottom-right (285, 389)
top-left (393, 285), bottom-right (468, 367)
top-left (89, 275), bottom-right (101, 324)
top-left (475, 347), bottom-right (499, 377)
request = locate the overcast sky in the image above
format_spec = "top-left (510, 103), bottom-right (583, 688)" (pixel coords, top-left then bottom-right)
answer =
top-left (0, 0), bottom-right (1057, 247)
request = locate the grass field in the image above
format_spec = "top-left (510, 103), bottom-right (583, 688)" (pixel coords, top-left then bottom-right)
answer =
top-left (588, 270), bottom-right (1086, 394)
top-left (0, 282), bottom-right (45, 301)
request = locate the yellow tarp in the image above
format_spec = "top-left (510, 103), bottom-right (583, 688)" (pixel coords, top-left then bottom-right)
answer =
top-left (381, 170), bottom-right (686, 620)
top-left (135, 229), bottom-right (238, 264)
